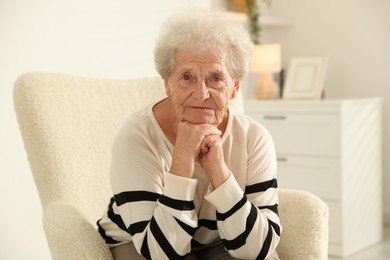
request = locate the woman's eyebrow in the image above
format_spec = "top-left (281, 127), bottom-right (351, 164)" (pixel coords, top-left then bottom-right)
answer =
top-left (207, 69), bottom-right (225, 76)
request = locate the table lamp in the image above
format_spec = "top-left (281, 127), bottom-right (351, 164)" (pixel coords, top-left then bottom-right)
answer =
top-left (251, 44), bottom-right (281, 99)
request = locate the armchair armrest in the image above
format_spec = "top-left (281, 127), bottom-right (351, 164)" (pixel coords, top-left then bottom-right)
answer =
top-left (277, 189), bottom-right (329, 260)
top-left (43, 202), bottom-right (113, 260)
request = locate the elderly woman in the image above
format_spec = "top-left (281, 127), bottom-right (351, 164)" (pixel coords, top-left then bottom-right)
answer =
top-left (98, 11), bottom-right (281, 260)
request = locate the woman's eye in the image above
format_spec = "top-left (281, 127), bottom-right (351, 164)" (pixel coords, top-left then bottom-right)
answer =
top-left (212, 75), bottom-right (222, 82)
top-left (182, 74), bottom-right (191, 80)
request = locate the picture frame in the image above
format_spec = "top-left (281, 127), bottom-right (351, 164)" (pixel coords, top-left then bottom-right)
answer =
top-left (282, 56), bottom-right (328, 100)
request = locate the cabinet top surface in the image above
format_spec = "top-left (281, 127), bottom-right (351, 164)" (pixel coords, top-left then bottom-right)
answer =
top-left (243, 98), bottom-right (382, 113)
top-left (243, 98), bottom-right (382, 106)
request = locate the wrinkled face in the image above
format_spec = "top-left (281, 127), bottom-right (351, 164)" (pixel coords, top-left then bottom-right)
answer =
top-left (165, 49), bottom-right (239, 126)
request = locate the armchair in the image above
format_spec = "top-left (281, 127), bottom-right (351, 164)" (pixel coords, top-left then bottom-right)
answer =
top-left (14, 72), bottom-right (328, 260)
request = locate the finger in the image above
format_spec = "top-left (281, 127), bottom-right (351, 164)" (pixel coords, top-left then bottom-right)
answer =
top-left (179, 121), bottom-right (222, 136)
top-left (200, 135), bottom-right (220, 152)
top-left (198, 135), bottom-right (219, 161)
top-left (204, 126), bottom-right (222, 136)
top-left (206, 134), bottom-right (220, 146)
top-left (200, 139), bottom-right (210, 154)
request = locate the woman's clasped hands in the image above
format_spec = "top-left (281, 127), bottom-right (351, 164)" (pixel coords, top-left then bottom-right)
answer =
top-left (171, 121), bottom-right (230, 188)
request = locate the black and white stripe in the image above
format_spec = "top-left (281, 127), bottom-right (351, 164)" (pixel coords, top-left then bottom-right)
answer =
top-left (98, 190), bottom-right (195, 259)
top-left (210, 178), bottom-right (281, 259)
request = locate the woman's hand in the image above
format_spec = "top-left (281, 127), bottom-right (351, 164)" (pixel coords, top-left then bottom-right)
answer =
top-left (171, 121), bottom-right (220, 178)
top-left (171, 121), bottom-right (230, 188)
top-left (198, 133), bottom-right (230, 188)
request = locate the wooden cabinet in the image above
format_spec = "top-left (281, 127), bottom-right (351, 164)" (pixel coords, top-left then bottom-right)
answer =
top-left (244, 99), bottom-right (383, 257)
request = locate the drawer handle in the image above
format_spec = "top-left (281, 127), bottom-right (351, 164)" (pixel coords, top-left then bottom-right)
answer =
top-left (264, 115), bottom-right (286, 120)
top-left (277, 157), bottom-right (287, 162)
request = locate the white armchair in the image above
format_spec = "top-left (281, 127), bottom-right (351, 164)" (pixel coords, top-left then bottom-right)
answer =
top-left (14, 72), bottom-right (329, 260)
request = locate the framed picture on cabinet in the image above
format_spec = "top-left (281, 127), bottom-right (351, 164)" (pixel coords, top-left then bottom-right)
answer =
top-left (282, 56), bottom-right (328, 100)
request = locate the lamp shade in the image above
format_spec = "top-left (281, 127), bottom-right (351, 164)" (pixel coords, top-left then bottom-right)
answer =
top-left (251, 44), bottom-right (282, 73)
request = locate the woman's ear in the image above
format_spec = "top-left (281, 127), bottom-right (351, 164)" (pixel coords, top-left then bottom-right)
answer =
top-left (230, 80), bottom-right (240, 99)
top-left (164, 78), bottom-right (171, 97)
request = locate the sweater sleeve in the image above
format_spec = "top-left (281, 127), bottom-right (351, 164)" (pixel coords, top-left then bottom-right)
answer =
top-left (205, 124), bottom-right (281, 259)
top-left (97, 120), bottom-right (199, 260)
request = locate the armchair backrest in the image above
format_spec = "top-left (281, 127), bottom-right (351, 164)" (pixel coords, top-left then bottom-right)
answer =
top-left (14, 73), bottom-right (167, 223)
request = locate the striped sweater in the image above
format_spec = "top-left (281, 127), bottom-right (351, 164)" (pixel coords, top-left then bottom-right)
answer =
top-left (97, 104), bottom-right (281, 259)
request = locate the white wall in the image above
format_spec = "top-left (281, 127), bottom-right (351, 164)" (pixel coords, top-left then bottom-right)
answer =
top-left (261, 0), bottom-right (390, 220)
top-left (0, 1), bottom-right (216, 259)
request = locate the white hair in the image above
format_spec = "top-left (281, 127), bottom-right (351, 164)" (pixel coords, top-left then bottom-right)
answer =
top-left (154, 10), bottom-right (253, 80)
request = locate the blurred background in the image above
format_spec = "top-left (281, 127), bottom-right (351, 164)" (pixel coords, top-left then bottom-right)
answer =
top-left (1, 0), bottom-right (389, 259)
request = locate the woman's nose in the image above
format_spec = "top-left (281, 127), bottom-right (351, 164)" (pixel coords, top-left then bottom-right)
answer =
top-left (191, 81), bottom-right (210, 100)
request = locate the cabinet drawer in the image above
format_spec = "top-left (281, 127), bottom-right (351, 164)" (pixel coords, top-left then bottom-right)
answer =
top-left (249, 113), bottom-right (340, 156)
top-left (277, 155), bottom-right (340, 200)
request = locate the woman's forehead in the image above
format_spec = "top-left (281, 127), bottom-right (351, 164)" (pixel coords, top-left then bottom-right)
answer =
top-left (174, 50), bottom-right (229, 70)
top-left (176, 49), bottom-right (225, 61)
